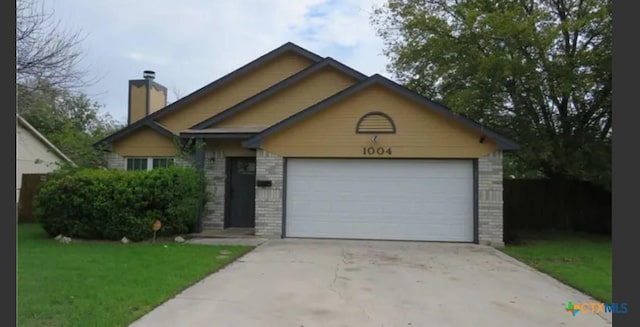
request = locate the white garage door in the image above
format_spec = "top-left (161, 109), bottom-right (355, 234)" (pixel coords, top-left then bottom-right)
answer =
top-left (285, 159), bottom-right (474, 242)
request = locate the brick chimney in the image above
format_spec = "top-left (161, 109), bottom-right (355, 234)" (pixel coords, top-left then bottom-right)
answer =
top-left (128, 70), bottom-right (168, 124)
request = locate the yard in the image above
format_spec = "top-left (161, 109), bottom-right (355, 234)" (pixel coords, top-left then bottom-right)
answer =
top-left (17, 223), bottom-right (253, 327)
top-left (501, 232), bottom-right (611, 303)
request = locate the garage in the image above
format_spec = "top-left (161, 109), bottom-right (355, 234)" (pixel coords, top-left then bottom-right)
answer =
top-left (285, 158), bottom-right (475, 242)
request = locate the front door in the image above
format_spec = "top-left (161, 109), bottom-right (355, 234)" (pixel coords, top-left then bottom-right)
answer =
top-left (227, 157), bottom-right (256, 228)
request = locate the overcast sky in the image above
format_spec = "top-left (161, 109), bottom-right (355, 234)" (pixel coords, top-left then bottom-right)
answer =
top-left (45, 0), bottom-right (392, 124)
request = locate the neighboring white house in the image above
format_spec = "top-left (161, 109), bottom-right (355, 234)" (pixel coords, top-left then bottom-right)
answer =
top-left (16, 114), bottom-right (75, 204)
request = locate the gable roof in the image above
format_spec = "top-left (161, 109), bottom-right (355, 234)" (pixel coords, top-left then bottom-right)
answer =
top-left (17, 114), bottom-right (76, 166)
top-left (190, 57), bottom-right (368, 130)
top-left (147, 121), bottom-right (177, 140)
top-left (94, 42), bottom-right (324, 148)
top-left (180, 126), bottom-right (266, 139)
top-left (242, 74), bottom-right (520, 151)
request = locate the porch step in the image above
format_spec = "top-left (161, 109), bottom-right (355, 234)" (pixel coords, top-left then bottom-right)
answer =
top-left (188, 228), bottom-right (257, 239)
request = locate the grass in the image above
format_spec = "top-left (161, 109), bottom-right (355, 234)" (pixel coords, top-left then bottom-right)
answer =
top-left (18, 223), bottom-right (254, 327)
top-left (501, 232), bottom-right (611, 303)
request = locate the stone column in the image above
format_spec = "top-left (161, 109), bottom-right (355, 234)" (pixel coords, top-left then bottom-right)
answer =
top-left (478, 150), bottom-right (504, 247)
top-left (255, 149), bottom-right (283, 237)
top-left (202, 148), bottom-right (226, 230)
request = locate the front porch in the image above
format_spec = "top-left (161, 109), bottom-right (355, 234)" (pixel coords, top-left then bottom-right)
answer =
top-left (192, 136), bottom-right (284, 238)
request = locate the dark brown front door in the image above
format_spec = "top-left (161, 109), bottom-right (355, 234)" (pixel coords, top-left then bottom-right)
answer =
top-left (226, 157), bottom-right (256, 228)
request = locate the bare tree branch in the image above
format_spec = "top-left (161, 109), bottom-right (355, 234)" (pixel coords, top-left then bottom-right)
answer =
top-left (16, 0), bottom-right (95, 92)
top-left (166, 85), bottom-right (183, 105)
top-left (171, 85), bottom-right (183, 101)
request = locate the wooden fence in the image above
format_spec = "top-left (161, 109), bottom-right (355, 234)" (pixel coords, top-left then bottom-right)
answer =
top-left (503, 179), bottom-right (611, 240)
top-left (18, 173), bottom-right (48, 222)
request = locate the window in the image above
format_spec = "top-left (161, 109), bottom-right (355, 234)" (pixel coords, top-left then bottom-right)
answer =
top-left (236, 161), bottom-right (256, 175)
top-left (153, 158), bottom-right (174, 169)
top-left (126, 158), bottom-right (148, 171)
top-left (126, 157), bottom-right (174, 171)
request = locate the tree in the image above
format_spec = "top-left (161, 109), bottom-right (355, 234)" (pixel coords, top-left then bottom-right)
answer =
top-left (170, 85), bottom-right (183, 105)
top-left (16, 0), bottom-right (90, 90)
top-left (17, 0), bottom-right (120, 168)
top-left (18, 81), bottom-right (123, 168)
top-left (371, 0), bottom-right (612, 189)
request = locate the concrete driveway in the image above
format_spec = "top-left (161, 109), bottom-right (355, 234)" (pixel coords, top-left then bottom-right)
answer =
top-left (130, 239), bottom-right (611, 327)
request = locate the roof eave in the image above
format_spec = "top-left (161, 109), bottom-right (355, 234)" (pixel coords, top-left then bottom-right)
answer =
top-left (93, 42), bottom-right (325, 147)
top-left (180, 133), bottom-right (257, 139)
top-left (497, 141), bottom-right (520, 151)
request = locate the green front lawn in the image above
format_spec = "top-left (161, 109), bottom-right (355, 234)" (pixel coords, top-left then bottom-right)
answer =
top-left (18, 224), bottom-right (253, 327)
top-left (501, 232), bottom-right (611, 303)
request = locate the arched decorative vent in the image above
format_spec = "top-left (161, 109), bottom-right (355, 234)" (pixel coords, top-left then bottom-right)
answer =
top-left (355, 111), bottom-right (396, 134)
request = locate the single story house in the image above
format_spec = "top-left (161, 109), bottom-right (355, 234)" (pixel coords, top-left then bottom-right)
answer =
top-left (16, 114), bottom-right (75, 203)
top-left (95, 42), bottom-right (518, 246)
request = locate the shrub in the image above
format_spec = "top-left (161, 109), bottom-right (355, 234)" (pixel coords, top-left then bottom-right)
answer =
top-left (34, 166), bottom-right (206, 241)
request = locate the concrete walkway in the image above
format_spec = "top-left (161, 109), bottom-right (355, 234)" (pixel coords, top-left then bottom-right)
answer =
top-left (186, 237), bottom-right (268, 247)
top-left (130, 239), bottom-right (611, 327)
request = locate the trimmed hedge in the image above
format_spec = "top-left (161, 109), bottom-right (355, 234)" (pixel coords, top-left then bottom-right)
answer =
top-left (34, 166), bottom-right (206, 241)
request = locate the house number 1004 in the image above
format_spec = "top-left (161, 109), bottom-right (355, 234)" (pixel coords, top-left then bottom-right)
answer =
top-left (363, 146), bottom-right (392, 155)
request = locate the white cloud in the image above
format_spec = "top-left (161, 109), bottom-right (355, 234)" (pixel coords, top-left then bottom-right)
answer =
top-left (45, 0), bottom-right (392, 123)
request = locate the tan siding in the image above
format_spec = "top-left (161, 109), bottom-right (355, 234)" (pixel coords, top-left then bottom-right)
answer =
top-left (207, 140), bottom-right (255, 157)
top-left (158, 53), bottom-right (315, 131)
top-left (112, 126), bottom-right (177, 157)
top-left (129, 84), bottom-right (147, 123)
top-left (262, 85), bottom-right (498, 158)
top-left (215, 67), bottom-right (359, 128)
top-left (149, 85), bottom-right (167, 114)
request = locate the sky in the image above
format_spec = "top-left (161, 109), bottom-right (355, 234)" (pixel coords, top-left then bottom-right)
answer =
top-left (45, 0), bottom-right (392, 124)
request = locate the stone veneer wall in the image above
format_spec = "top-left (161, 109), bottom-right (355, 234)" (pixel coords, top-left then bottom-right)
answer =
top-left (202, 148), bottom-right (226, 230)
top-left (106, 152), bottom-right (125, 170)
top-left (174, 156), bottom-right (195, 168)
top-left (254, 149), bottom-right (284, 237)
top-left (478, 150), bottom-right (504, 247)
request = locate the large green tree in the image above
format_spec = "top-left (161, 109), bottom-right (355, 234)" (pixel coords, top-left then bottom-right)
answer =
top-left (18, 80), bottom-right (123, 168)
top-left (372, 0), bottom-right (611, 189)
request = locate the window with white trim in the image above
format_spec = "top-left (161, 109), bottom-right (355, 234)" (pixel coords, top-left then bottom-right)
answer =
top-left (126, 157), bottom-right (174, 171)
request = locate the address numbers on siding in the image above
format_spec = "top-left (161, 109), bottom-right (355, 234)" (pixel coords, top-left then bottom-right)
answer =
top-left (362, 146), bottom-right (392, 156)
